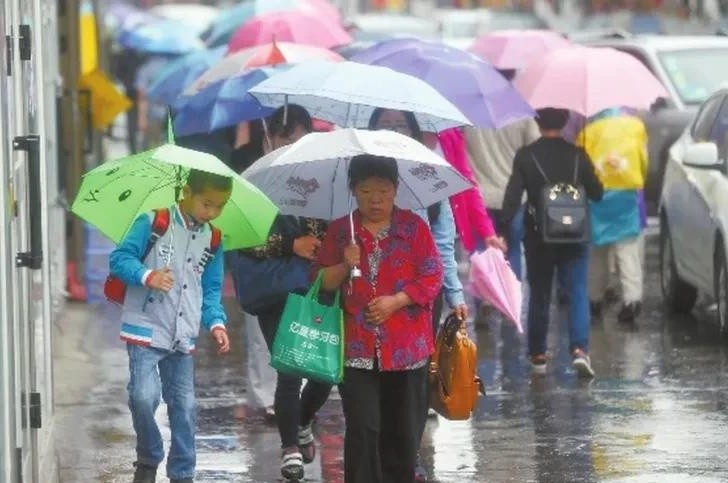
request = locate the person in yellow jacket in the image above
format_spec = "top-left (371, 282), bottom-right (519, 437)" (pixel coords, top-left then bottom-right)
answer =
top-left (577, 108), bottom-right (648, 323)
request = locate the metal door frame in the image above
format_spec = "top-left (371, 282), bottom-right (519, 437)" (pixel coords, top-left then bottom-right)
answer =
top-left (0, 0), bottom-right (19, 480)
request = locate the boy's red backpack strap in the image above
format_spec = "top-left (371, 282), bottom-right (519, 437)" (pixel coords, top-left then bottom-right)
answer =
top-left (209, 225), bottom-right (222, 253)
top-left (199, 224), bottom-right (222, 269)
top-left (142, 208), bottom-right (171, 260)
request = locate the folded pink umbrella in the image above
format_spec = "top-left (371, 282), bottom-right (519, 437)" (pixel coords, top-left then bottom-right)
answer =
top-left (228, 10), bottom-right (352, 53)
top-left (468, 248), bottom-right (522, 333)
top-left (513, 46), bottom-right (668, 117)
top-left (469, 29), bottom-right (572, 71)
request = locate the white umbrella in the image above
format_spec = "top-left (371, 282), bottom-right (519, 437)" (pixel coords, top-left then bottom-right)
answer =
top-left (242, 128), bottom-right (472, 221)
top-left (248, 60), bottom-right (472, 132)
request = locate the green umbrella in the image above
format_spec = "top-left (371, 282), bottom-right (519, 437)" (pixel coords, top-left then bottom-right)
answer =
top-left (71, 143), bottom-right (278, 250)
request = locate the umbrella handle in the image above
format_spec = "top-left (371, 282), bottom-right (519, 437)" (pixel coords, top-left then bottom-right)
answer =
top-left (348, 209), bottom-right (361, 279)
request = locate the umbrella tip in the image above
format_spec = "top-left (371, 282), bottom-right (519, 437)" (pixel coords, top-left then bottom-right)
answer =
top-left (166, 111), bottom-right (175, 145)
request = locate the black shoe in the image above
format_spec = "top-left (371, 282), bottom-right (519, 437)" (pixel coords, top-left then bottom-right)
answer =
top-left (132, 463), bottom-right (157, 483)
top-left (604, 286), bottom-right (620, 304)
top-left (170, 479), bottom-right (193, 483)
top-left (617, 302), bottom-right (642, 323)
top-left (590, 301), bottom-right (603, 319)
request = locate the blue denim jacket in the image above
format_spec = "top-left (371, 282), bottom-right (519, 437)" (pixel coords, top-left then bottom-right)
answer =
top-left (415, 201), bottom-right (465, 308)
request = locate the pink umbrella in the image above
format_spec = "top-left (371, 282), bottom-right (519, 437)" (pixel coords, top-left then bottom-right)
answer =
top-left (469, 29), bottom-right (572, 71)
top-left (227, 10), bottom-right (352, 53)
top-left (184, 41), bottom-right (343, 95)
top-left (468, 248), bottom-right (522, 333)
top-left (513, 46), bottom-right (668, 117)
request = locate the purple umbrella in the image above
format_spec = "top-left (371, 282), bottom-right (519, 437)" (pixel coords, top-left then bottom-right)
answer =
top-left (351, 38), bottom-right (533, 129)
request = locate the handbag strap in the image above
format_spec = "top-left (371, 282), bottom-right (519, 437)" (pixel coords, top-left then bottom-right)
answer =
top-left (573, 150), bottom-right (580, 185)
top-left (306, 271), bottom-right (341, 307)
top-left (307, 271), bottom-right (324, 299)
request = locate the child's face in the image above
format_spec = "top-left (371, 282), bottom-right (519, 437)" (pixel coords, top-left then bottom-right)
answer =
top-left (181, 186), bottom-right (231, 224)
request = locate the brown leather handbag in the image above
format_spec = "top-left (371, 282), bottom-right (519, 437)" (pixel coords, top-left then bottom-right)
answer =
top-left (429, 313), bottom-right (485, 420)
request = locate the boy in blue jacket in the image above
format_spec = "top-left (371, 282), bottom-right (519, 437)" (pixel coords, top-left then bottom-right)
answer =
top-left (109, 169), bottom-right (232, 483)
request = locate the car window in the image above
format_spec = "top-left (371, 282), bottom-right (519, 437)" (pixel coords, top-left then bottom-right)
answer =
top-left (692, 95), bottom-right (724, 142)
top-left (709, 96), bottom-right (728, 160)
top-left (658, 48), bottom-right (728, 105)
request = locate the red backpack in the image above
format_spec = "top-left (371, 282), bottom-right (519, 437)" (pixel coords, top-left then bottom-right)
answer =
top-left (104, 208), bottom-right (222, 305)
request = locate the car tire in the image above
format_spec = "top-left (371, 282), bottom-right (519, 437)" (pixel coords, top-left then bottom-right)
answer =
top-left (660, 217), bottom-right (697, 314)
top-left (714, 242), bottom-right (728, 334)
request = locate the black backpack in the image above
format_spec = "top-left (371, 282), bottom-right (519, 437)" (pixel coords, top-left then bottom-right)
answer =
top-left (529, 153), bottom-right (590, 244)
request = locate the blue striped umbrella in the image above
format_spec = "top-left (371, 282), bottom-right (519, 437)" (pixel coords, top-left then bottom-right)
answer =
top-left (172, 65), bottom-right (290, 136)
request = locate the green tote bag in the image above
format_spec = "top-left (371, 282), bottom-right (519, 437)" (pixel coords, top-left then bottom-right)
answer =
top-left (271, 272), bottom-right (344, 384)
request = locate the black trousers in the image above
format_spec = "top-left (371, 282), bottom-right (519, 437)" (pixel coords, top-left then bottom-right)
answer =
top-left (258, 305), bottom-right (333, 448)
top-left (339, 365), bottom-right (427, 483)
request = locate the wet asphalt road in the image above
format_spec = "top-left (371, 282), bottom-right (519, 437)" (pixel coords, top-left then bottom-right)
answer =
top-left (54, 231), bottom-right (728, 483)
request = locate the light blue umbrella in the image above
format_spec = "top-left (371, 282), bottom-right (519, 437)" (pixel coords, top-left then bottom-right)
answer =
top-left (118, 19), bottom-right (205, 55)
top-left (172, 66), bottom-right (290, 136)
top-left (147, 46), bottom-right (226, 105)
top-left (248, 60), bottom-right (472, 132)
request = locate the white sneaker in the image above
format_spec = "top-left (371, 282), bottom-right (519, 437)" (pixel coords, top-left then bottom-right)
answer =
top-left (572, 349), bottom-right (595, 378)
top-left (281, 449), bottom-right (304, 481)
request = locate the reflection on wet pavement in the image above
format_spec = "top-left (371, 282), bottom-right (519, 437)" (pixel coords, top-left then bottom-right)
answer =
top-left (55, 234), bottom-right (728, 482)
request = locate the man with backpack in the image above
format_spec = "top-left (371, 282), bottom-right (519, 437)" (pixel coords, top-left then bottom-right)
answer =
top-left (501, 108), bottom-right (603, 378)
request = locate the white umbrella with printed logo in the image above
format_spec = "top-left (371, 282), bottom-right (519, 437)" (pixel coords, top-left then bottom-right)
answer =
top-left (242, 128), bottom-right (472, 221)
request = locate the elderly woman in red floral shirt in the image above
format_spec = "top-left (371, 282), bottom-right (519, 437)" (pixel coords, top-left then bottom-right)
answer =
top-left (315, 154), bottom-right (443, 483)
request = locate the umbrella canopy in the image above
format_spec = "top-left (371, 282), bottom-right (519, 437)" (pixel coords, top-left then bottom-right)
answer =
top-left (172, 66), bottom-right (287, 136)
top-left (352, 38), bottom-right (533, 129)
top-left (243, 128), bottom-right (472, 220)
top-left (184, 41), bottom-right (343, 96)
top-left (71, 143), bottom-right (278, 250)
top-left (249, 60), bottom-right (471, 132)
top-left (513, 46), bottom-right (668, 116)
top-left (205, 0), bottom-right (342, 48)
top-left (468, 248), bottom-right (522, 332)
top-left (469, 29), bottom-right (572, 71)
top-left (227, 10), bottom-right (351, 53)
top-left (147, 46), bottom-right (226, 105)
top-left (117, 19), bottom-right (205, 55)
top-left (148, 4), bottom-right (220, 35)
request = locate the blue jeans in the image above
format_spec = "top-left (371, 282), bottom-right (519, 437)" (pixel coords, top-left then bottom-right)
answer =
top-left (523, 240), bottom-right (590, 357)
top-left (127, 344), bottom-right (196, 479)
top-left (507, 205), bottom-right (525, 281)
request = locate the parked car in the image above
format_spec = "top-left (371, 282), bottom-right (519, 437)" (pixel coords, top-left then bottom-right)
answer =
top-left (575, 33), bottom-right (728, 214)
top-left (435, 8), bottom-right (547, 49)
top-left (660, 88), bottom-right (728, 331)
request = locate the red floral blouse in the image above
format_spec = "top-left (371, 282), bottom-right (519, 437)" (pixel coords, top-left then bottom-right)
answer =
top-left (316, 208), bottom-right (444, 372)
